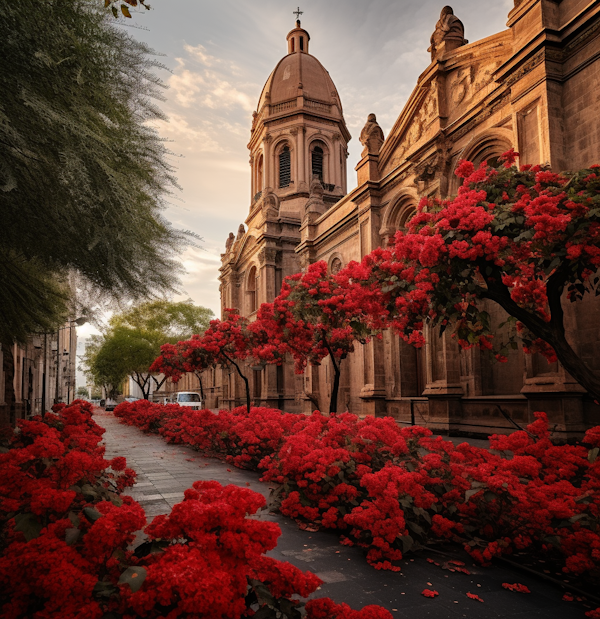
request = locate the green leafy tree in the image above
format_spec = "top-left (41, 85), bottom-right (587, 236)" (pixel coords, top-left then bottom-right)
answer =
top-left (82, 301), bottom-right (213, 400)
top-left (1, 0), bottom-right (192, 338)
top-left (76, 386), bottom-right (90, 399)
top-left (81, 334), bottom-right (126, 399)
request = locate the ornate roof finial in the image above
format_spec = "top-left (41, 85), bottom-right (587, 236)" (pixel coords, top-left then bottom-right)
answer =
top-left (293, 6), bottom-right (303, 25)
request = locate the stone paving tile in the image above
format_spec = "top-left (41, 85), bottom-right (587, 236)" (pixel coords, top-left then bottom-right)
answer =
top-left (96, 409), bottom-right (593, 619)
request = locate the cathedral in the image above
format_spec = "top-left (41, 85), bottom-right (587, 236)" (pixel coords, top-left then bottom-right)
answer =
top-left (196, 0), bottom-right (600, 437)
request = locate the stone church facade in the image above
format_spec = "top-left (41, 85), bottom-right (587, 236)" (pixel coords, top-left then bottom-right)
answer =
top-left (200, 0), bottom-right (600, 437)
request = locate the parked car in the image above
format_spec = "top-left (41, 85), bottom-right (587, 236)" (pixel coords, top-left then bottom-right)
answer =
top-left (104, 398), bottom-right (118, 412)
top-left (123, 396), bottom-right (140, 403)
top-left (173, 392), bottom-right (203, 411)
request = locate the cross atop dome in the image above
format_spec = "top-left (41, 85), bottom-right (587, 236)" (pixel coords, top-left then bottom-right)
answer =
top-left (286, 11), bottom-right (310, 54)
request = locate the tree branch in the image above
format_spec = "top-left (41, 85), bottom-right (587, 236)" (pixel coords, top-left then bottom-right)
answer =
top-left (546, 263), bottom-right (569, 338)
top-left (478, 266), bottom-right (552, 339)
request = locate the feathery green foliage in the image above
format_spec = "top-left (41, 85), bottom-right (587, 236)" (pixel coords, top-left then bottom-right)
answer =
top-left (0, 0), bottom-right (192, 343)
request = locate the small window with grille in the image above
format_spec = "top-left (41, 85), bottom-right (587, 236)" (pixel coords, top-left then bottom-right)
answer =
top-left (311, 146), bottom-right (323, 181)
top-left (279, 145), bottom-right (291, 188)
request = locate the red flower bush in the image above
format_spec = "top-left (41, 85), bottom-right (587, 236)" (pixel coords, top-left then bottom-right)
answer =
top-left (112, 400), bottom-right (600, 582)
top-left (121, 480), bottom-right (323, 618)
top-left (0, 401), bottom-right (390, 618)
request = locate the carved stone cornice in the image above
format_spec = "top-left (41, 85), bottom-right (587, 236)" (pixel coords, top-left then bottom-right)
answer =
top-left (503, 49), bottom-right (545, 87)
top-left (258, 248), bottom-right (278, 266)
top-left (450, 90), bottom-right (510, 142)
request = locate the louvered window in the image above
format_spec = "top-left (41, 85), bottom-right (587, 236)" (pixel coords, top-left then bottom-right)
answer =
top-left (311, 146), bottom-right (323, 181)
top-left (279, 146), bottom-right (291, 188)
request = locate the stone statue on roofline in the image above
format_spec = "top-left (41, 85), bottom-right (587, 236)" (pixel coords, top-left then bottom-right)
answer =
top-left (359, 113), bottom-right (385, 157)
top-left (304, 175), bottom-right (326, 216)
top-left (428, 6), bottom-right (467, 60)
top-left (225, 232), bottom-right (235, 252)
top-left (236, 224), bottom-right (245, 240)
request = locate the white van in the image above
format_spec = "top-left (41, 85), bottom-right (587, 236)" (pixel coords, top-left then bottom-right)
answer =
top-left (173, 392), bottom-right (203, 411)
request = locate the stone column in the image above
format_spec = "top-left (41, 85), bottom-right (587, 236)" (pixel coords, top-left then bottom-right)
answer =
top-left (263, 134), bottom-right (272, 189)
top-left (332, 134), bottom-right (341, 189)
top-left (297, 127), bottom-right (306, 187)
top-left (357, 189), bottom-right (387, 416)
top-left (328, 139), bottom-right (336, 187)
top-left (423, 327), bottom-right (463, 433)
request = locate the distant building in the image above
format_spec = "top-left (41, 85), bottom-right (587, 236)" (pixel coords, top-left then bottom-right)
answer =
top-left (201, 1), bottom-right (600, 436)
top-left (0, 322), bottom-right (78, 427)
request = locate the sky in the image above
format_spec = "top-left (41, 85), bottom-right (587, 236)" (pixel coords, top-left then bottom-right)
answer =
top-left (76, 0), bottom-right (513, 381)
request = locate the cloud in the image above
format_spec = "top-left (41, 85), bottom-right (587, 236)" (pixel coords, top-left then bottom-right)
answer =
top-left (169, 44), bottom-right (257, 112)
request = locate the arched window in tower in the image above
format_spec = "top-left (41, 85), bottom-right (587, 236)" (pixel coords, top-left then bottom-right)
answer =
top-left (291, 37), bottom-right (295, 53)
top-left (247, 266), bottom-right (257, 314)
top-left (311, 146), bottom-right (324, 181)
top-left (279, 145), bottom-right (291, 188)
top-left (300, 36), bottom-right (304, 51)
top-left (256, 154), bottom-right (264, 193)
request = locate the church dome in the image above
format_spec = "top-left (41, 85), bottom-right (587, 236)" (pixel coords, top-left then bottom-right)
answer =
top-left (256, 20), bottom-right (343, 115)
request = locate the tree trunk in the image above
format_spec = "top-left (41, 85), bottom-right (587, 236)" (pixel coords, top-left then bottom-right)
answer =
top-left (222, 353), bottom-right (251, 414)
top-left (549, 330), bottom-right (600, 403)
top-left (194, 372), bottom-right (205, 401)
top-left (483, 275), bottom-right (600, 403)
top-left (152, 375), bottom-right (166, 395)
top-left (2, 343), bottom-right (16, 428)
top-left (329, 357), bottom-right (341, 414)
top-left (132, 373), bottom-right (150, 400)
top-left (321, 333), bottom-right (341, 414)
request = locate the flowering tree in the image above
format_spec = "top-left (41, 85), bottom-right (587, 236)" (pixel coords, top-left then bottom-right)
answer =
top-left (271, 262), bottom-right (379, 413)
top-left (347, 152), bottom-right (600, 401)
top-left (198, 312), bottom-right (255, 414)
top-left (151, 337), bottom-right (215, 402)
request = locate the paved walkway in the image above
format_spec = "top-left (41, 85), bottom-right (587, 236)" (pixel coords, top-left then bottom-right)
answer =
top-left (97, 409), bottom-right (590, 618)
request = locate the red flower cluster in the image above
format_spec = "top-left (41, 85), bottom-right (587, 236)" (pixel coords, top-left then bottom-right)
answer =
top-left (502, 583), bottom-right (531, 593)
top-left (421, 589), bottom-right (439, 597)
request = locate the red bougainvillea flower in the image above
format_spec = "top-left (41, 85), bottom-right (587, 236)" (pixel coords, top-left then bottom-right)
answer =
top-left (502, 583), bottom-right (531, 593)
top-left (422, 589), bottom-right (439, 598)
top-left (466, 592), bottom-right (484, 602)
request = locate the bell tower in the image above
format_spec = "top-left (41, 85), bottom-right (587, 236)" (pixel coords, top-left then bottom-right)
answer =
top-left (247, 17), bottom-right (351, 221)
